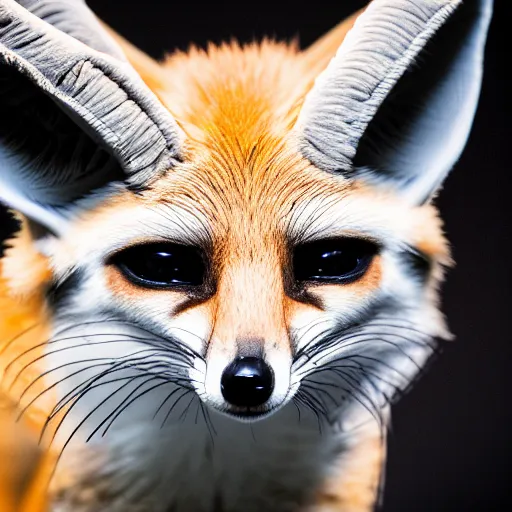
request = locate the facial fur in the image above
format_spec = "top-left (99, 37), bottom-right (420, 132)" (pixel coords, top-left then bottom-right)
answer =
top-left (0, 1), bottom-right (492, 510)
top-left (3, 40), bottom-right (450, 432)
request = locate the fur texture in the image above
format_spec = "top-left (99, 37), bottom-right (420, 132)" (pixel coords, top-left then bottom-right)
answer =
top-left (0, 1), bottom-right (492, 510)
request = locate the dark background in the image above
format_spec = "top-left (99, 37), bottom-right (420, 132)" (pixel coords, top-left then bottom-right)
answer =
top-left (1, 1), bottom-right (509, 510)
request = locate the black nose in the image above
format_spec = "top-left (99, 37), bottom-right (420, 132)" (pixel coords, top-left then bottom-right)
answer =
top-left (221, 356), bottom-right (274, 407)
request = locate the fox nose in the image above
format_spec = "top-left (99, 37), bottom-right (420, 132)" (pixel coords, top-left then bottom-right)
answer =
top-left (221, 356), bottom-right (274, 407)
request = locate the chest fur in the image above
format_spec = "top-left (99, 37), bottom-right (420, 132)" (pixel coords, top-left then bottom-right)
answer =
top-left (51, 404), bottom-right (352, 512)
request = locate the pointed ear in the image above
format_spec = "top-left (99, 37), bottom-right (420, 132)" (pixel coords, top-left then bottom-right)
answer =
top-left (0, 0), bottom-right (184, 235)
top-left (294, 0), bottom-right (493, 204)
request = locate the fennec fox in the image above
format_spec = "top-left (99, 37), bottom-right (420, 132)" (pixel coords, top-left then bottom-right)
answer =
top-left (0, 0), bottom-right (492, 510)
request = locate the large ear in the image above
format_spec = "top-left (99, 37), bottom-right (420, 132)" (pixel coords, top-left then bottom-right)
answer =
top-left (0, 0), bottom-right (184, 235)
top-left (294, 0), bottom-right (493, 204)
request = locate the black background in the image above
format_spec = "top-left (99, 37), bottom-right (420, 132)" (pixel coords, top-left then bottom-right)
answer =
top-left (0, 1), bottom-right (509, 510)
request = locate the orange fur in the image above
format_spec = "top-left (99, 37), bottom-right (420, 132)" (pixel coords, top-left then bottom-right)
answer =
top-left (0, 8), bottom-right (451, 511)
top-left (0, 395), bottom-right (50, 512)
top-left (311, 432), bottom-right (384, 512)
top-left (1, 216), bottom-right (52, 299)
top-left (0, 264), bottom-right (57, 512)
top-left (0, 265), bottom-right (53, 431)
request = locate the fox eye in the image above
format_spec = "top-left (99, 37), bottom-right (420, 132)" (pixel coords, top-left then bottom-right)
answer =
top-left (293, 238), bottom-right (377, 284)
top-left (111, 243), bottom-right (206, 288)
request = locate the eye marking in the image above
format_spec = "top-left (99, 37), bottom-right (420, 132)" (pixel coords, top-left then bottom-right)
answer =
top-left (293, 238), bottom-right (378, 285)
top-left (109, 242), bottom-right (206, 289)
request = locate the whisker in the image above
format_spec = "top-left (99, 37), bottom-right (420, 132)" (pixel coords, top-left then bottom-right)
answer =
top-left (161, 388), bottom-right (193, 429)
top-left (92, 376), bottom-right (168, 440)
top-left (294, 390), bottom-right (323, 433)
top-left (102, 377), bottom-right (194, 437)
top-left (303, 326), bottom-right (433, 362)
top-left (328, 365), bottom-right (394, 401)
top-left (40, 363), bottom-right (142, 443)
top-left (18, 350), bottom-right (167, 422)
top-left (200, 402), bottom-right (217, 441)
top-left (83, 374), bottom-right (159, 442)
top-left (294, 317), bottom-right (436, 364)
top-left (153, 385), bottom-right (189, 422)
top-left (0, 322), bottom-right (41, 357)
top-left (46, 372), bottom-right (150, 484)
top-left (179, 393), bottom-right (197, 423)
top-left (6, 317), bottom-right (202, 369)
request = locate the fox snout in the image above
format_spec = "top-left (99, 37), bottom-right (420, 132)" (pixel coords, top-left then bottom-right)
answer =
top-left (200, 255), bottom-right (298, 420)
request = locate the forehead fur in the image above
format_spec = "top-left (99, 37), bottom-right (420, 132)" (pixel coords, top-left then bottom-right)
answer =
top-left (125, 40), bottom-right (352, 255)
top-left (159, 40), bottom-right (317, 141)
top-left (3, 38), bottom-right (450, 295)
top-left (127, 40), bottom-right (447, 260)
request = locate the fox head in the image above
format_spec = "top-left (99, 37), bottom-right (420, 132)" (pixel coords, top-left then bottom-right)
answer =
top-left (0, 0), bottom-right (492, 445)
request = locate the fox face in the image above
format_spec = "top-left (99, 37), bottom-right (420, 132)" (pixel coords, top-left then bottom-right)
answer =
top-left (25, 143), bottom-right (448, 423)
top-left (0, 0), bottom-right (492, 510)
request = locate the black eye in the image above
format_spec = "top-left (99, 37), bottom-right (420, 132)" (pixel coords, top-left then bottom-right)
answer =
top-left (293, 238), bottom-right (377, 284)
top-left (111, 243), bottom-right (206, 288)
